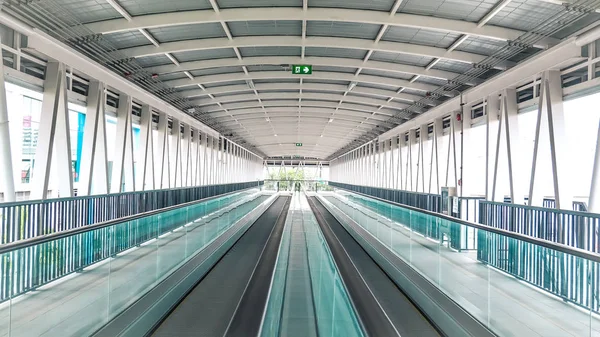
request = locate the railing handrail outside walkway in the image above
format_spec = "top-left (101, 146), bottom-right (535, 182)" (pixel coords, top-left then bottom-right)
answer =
top-left (0, 185), bottom-right (261, 255)
top-left (480, 199), bottom-right (597, 218)
top-left (329, 183), bottom-right (600, 263)
top-left (0, 181), bottom-right (264, 244)
top-left (0, 181), bottom-right (263, 207)
top-left (0, 185), bottom-right (267, 302)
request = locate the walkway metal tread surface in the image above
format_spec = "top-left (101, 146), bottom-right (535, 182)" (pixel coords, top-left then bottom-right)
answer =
top-left (279, 198), bottom-right (318, 337)
top-left (151, 196), bottom-right (290, 337)
top-left (225, 196), bottom-right (291, 336)
top-left (307, 196), bottom-right (441, 337)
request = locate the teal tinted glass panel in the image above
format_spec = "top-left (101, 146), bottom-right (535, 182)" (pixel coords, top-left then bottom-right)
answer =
top-left (0, 189), bottom-right (267, 336)
top-left (324, 190), bottom-right (600, 337)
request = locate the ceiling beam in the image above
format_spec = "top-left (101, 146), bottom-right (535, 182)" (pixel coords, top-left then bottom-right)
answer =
top-left (165, 71), bottom-right (440, 93)
top-left (210, 107), bottom-right (388, 124)
top-left (116, 36), bottom-right (502, 68)
top-left (199, 99), bottom-right (410, 118)
top-left (86, 8), bottom-right (536, 44)
top-left (478, 0), bottom-right (512, 28)
top-left (218, 113), bottom-right (391, 125)
top-left (104, 0), bottom-right (132, 21)
top-left (178, 83), bottom-right (428, 104)
top-left (147, 56), bottom-right (483, 86)
top-left (205, 106), bottom-right (395, 121)
top-left (191, 92), bottom-right (410, 110)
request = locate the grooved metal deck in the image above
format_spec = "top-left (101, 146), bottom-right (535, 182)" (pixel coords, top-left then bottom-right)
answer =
top-left (308, 196), bottom-right (440, 337)
top-left (152, 196), bottom-right (290, 337)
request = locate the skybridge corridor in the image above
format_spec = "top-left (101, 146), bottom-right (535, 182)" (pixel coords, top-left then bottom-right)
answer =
top-left (1, 0), bottom-right (600, 336)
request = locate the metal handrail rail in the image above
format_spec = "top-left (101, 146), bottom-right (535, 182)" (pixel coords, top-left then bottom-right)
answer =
top-left (0, 180), bottom-right (263, 207)
top-left (0, 185), bottom-right (261, 255)
top-left (480, 199), bottom-right (598, 218)
top-left (329, 181), bottom-right (442, 198)
top-left (332, 187), bottom-right (600, 264)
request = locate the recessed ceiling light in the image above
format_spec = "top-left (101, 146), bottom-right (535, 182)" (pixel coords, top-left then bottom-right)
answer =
top-left (320, 135), bottom-right (323, 137)
top-left (274, 134), bottom-right (278, 137)
top-left (328, 118), bottom-right (334, 123)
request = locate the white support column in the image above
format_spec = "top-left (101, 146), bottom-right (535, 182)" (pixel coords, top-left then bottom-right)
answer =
top-left (202, 132), bottom-right (208, 185)
top-left (492, 88), bottom-right (523, 203)
top-left (156, 112), bottom-right (170, 189)
top-left (242, 149), bottom-right (246, 182)
top-left (356, 147), bottom-right (360, 185)
top-left (198, 131), bottom-right (204, 185)
top-left (0, 40), bottom-right (15, 202)
top-left (485, 94), bottom-right (500, 200)
top-left (53, 63), bottom-right (74, 198)
top-left (210, 136), bottom-right (217, 184)
top-left (213, 136), bottom-right (218, 183)
top-left (202, 134), bottom-right (208, 185)
top-left (230, 144), bottom-right (235, 183)
top-left (111, 94), bottom-right (135, 193)
top-left (234, 143), bottom-right (238, 183)
top-left (365, 144), bottom-right (370, 185)
top-left (217, 137), bottom-right (223, 184)
top-left (32, 62), bottom-right (74, 199)
top-left (430, 118), bottom-right (443, 194)
top-left (589, 120), bottom-right (600, 212)
top-left (382, 141), bottom-right (388, 188)
top-left (360, 146), bottom-right (364, 185)
top-left (79, 81), bottom-right (102, 196)
top-left (214, 136), bottom-right (219, 184)
top-left (237, 146), bottom-right (242, 182)
top-left (528, 70), bottom-right (572, 209)
top-left (380, 141), bottom-right (384, 187)
top-left (228, 140), bottom-right (233, 183)
top-left (408, 129), bottom-right (416, 191)
top-left (137, 104), bottom-right (154, 191)
top-left (95, 85), bottom-right (110, 194)
top-left (445, 111), bottom-right (459, 190)
top-left (386, 140), bottom-right (392, 188)
top-left (169, 119), bottom-right (181, 188)
top-left (188, 129), bottom-right (196, 186)
top-left (348, 151), bottom-right (352, 184)
top-left (419, 124), bottom-right (428, 193)
top-left (226, 140), bottom-right (231, 183)
top-left (222, 139), bottom-right (227, 183)
top-left (372, 141), bottom-right (377, 187)
top-left (460, 103), bottom-right (472, 197)
top-left (390, 139), bottom-right (396, 189)
top-left (236, 146), bottom-right (241, 182)
top-left (182, 124), bottom-right (191, 187)
top-left (372, 143), bottom-right (377, 186)
top-left (191, 130), bottom-right (199, 186)
top-left (397, 134), bottom-right (403, 190)
top-left (404, 133), bottom-right (410, 190)
top-left (346, 153), bottom-right (353, 184)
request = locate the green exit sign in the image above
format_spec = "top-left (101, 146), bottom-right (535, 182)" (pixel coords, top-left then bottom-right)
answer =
top-left (292, 65), bottom-right (312, 75)
top-left (296, 143), bottom-right (303, 147)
